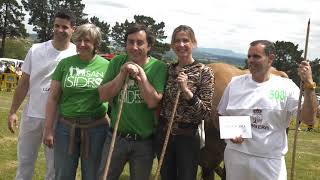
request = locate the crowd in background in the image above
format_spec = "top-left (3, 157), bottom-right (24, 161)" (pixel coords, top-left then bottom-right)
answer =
top-left (0, 61), bottom-right (22, 78)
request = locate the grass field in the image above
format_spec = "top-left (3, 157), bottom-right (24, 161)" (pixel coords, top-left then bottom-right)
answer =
top-left (0, 91), bottom-right (319, 180)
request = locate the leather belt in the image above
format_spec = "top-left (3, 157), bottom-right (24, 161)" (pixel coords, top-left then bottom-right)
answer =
top-left (110, 128), bottom-right (151, 141)
top-left (171, 127), bottom-right (197, 136)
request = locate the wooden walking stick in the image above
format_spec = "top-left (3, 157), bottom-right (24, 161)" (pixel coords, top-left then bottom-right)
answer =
top-left (290, 18), bottom-right (310, 180)
top-left (154, 89), bottom-right (181, 180)
top-left (101, 75), bottom-right (129, 180)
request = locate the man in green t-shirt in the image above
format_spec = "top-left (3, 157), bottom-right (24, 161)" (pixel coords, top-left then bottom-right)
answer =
top-left (98, 24), bottom-right (167, 179)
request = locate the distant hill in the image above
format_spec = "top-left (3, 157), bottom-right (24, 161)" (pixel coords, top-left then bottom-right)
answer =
top-left (162, 47), bottom-right (246, 68)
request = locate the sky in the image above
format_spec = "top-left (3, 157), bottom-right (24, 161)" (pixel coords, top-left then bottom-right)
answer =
top-left (24, 0), bottom-right (320, 59)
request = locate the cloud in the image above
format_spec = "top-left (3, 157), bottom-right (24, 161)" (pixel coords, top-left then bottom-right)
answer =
top-left (233, 24), bottom-right (254, 30)
top-left (169, 9), bottom-right (201, 16)
top-left (313, 21), bottom-right (320, 28)
top-left (256, 8), bottom-right (307, 15)
top-left (207, 18), bottom-right (224, 23)
top-left (94, 1), bottom-right (128, 8)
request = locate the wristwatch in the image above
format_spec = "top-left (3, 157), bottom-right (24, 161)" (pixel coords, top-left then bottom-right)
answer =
top-left (303, 82), bottom-right (316, 90)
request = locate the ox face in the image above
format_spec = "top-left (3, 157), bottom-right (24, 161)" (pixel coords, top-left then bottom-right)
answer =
top-left (125, 30), bottom-right (151, 64)
top-left (247, 43), bottom-right (273, 80)
top-left (172, 31), bottom-right (195, 59)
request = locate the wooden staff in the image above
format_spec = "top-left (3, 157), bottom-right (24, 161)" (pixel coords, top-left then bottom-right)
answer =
top-left (154, 89), bottom-right (181, 180)
top-left (290, 18), bottom-right (310, 180)
top-left (101, 75), bottom-right (129, 180)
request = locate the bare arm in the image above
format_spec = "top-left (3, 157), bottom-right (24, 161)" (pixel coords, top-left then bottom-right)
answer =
top-left (98, 68), bottom-right (127, 102)
top-left (7, 72), bottom-right (30, 133)
top-left (43, 80), bottom-right (61, 148)
top-left (301, 89), bottom-right (318, 125)
top-left (135, 64), bottom-right (163, 109)
top-left (298, 61), bottom-right (318, 125)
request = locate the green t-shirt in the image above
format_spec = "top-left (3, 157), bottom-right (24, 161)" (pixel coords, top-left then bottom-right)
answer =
top-left (103, 54), bottom-right (167, 138)
top-left (52, 55), bottom-right (109, 118)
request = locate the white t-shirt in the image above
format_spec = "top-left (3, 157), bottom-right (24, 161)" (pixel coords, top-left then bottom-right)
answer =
top-left (218, 74), bottom-right (300, 159)
top-left (22, 40), bottom-right (76, 118)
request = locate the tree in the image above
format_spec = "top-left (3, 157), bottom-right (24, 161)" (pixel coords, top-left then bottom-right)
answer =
top-left (4, 37), bottom-right (32, 59)
top-left (89, 16), bottom-right (111, 53)
top-left (22, 0), bottom-right (88, 42)
top-left (310, 58), bottom-right (320, 94)
top-left (273, 41), bottom-right (303, 85)
top-left (111, 20), bottom-right (132, 48)
top-left (111, 15), bottom-right (170, 59)
top-left (0, 0), bottom-right (27, 57)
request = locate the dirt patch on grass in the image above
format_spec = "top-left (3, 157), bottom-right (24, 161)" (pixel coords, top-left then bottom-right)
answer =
top-left (3, 160), bottom-right (17, 169)
top-left (0, 136), bottom-right (17, 144)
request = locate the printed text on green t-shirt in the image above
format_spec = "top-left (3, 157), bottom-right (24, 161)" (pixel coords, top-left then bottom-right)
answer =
top-left (64, 66), bottom-right (103, 88)
top-left (118, 79), bottom-right (144, 104)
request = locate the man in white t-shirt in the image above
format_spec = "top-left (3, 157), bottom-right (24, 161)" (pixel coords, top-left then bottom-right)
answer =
top-left (218, 40), bottom-right (318, 180)
top-left (7, 9), bottom-right (76, 180)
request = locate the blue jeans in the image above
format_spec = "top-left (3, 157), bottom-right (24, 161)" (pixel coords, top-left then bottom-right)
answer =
top-left (98, 131), bottom-right (154, 180)
top-left (54, 120), bottom-right (108, 180)
top-left (155, 132), bottom-right (200, 180)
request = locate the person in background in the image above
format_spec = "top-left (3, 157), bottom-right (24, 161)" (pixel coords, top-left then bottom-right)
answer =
top-left (15, 66), bottom-right (22, 80)
top-left (7, 9), bottom-right (76, 180)
top-left (218, 40), bottom-right (318, 180)
top-left (156, 25), bottom-right (214, 180)
top-left (0, 62), bottom-right (5, 73)
top-left (5, 63), bottom-right (15, 73)
top-left (98, 23), bottom-right (168, 180)
top-left (43, 23), bottom-right (109, 180)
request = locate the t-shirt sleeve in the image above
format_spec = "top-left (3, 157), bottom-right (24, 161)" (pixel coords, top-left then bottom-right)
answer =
top-left (52, 60), bottom-right (65, 81)
top-left (101, 56), bottom-right (119, 84)
top-left (286, 80), bottom-right (301, 116)
top-left (217, 83), bottom-right (231, 115)
top-left (151, 62), bottom-right (168, 93)
top-left (21, 48), bottom-right (33, 75)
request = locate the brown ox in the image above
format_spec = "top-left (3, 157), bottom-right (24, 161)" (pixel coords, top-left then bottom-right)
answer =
top-left (199, 63), bottom-right (288, 180)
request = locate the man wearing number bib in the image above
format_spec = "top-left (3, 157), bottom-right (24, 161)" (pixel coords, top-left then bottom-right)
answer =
top-left (218, 40), bottom-right (318, 180)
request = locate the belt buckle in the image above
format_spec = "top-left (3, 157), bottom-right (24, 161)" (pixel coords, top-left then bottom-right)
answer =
top-left (125, 133), bottom-right (137, 141)
top-left (125, 133), bottom-right (132, 140)
top-left (171, 128), bottom-right (178, 135)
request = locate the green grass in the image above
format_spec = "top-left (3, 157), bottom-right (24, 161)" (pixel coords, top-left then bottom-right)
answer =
top-left (0, 91), bottom-right (319, 179)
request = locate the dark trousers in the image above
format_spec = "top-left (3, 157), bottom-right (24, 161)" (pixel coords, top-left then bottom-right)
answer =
top-left (156, 132), bottom-right (200, 180)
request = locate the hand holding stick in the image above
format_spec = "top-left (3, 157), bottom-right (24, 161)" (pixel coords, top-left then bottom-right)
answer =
top-left (101, 75), bottom-right (129, 180)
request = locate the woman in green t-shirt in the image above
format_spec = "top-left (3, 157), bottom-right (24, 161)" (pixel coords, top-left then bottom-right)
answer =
top-left (43, 23), bottom-right (110, 180)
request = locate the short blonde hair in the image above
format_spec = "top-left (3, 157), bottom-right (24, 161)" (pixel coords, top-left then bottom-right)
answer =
top-left (73, 23), bottom-right (102, 49)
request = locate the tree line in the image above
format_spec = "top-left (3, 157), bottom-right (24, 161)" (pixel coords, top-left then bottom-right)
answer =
top-left (0, 0), bottom-right (319, 92)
